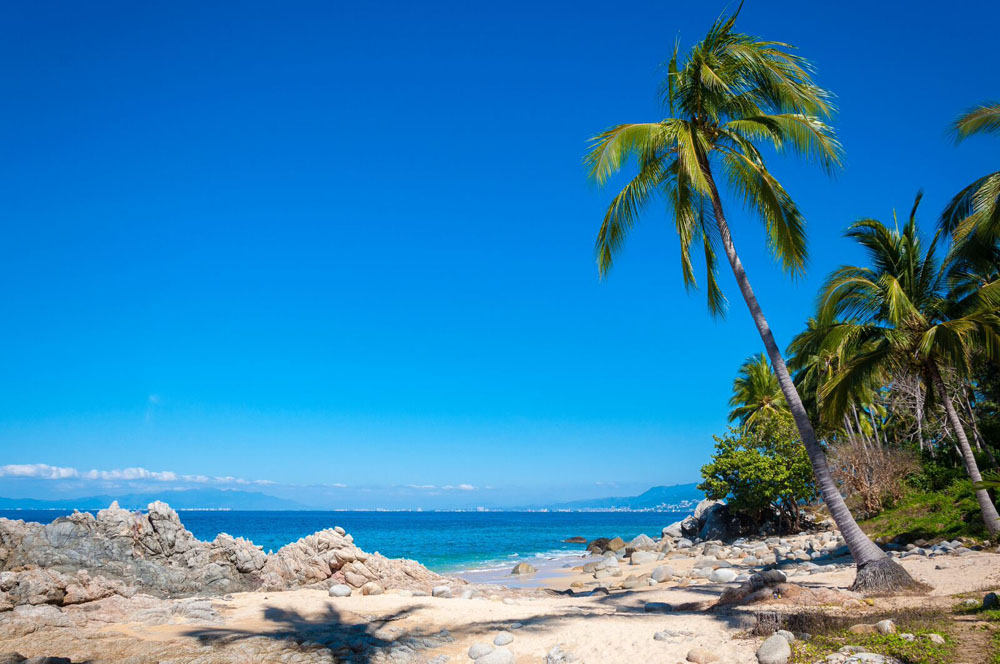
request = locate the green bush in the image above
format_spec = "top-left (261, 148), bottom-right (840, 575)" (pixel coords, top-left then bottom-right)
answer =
top-left (699, 411), bottom-right (816, 530)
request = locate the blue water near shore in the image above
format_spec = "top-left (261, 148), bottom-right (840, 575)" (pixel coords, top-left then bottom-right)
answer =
top-left (0, 510), bottom-right (688, 573)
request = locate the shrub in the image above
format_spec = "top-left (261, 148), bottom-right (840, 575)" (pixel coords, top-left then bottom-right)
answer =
top-left (699, 411), bottom-right (816, 531)
top-left (829, 438), bottom-right (918, 517)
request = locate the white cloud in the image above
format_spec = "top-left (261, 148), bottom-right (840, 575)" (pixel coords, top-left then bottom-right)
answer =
top-left (407, 483), bottom-right (477, 491)
top-left (0, 463), bottom-right (273, 486)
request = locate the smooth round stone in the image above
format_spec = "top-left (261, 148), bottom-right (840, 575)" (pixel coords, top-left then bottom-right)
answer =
top-left (493, 631), bottom-right (513, 646)
top-left (468, 643), bottom-right (494, 659)
top-left (328, 584), bottom-right (351, 597)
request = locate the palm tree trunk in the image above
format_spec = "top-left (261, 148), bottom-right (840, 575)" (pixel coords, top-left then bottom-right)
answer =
top-left (929, 364), bottom-right (1000, 536)
top-left (703, 173), bottom-right (920, 592)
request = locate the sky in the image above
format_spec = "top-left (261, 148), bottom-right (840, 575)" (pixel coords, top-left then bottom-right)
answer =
top-left (0, 1), bottom-right (996, 509)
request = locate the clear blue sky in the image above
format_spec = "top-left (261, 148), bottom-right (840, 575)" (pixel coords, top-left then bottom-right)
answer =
top-left (0, 1), bottom-right (996, 508)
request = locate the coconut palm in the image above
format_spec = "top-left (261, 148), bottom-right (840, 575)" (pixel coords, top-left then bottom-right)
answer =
top-left (818, 197), bottom-right (1000, 535)
top-left (729, 353), bottom-right (788, 430)
top-left (941, 102), bottom-right (1000, 255)
top-left (584, 7), bottom-right (916, 590)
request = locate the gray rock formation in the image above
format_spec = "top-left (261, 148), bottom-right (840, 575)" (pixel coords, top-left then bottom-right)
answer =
top-left (0, 501), bottom-right (450, 611)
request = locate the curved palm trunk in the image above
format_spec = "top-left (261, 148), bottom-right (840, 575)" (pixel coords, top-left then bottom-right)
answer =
top-left (704, 175), bottom-right (920, 592)
top-left (929, 364), bottom-right (1000, 536)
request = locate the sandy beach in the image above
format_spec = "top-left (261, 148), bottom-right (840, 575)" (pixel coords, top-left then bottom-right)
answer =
top-left (3, 526), bottom-right (998, 664)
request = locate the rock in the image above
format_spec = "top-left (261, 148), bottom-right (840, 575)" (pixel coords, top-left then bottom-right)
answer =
top-left (545, 645), bottom-right (577, 664)
top-left (875, 619), bottom-right (896, 635)
top-left (899, 633), bottom-right (914, 642)
top-left (493, 631), bottom-right (513, 646)
top-left (476, 647), bottom-right (515, 664)
top-left (510, 562), bottom-right (536, 576)
top-left (468, 643), bottom-right (494, 659)
top-left (694, 499), bottom-right (723, 522)
top-left (686, 647), bottom-right (719, 663)
top-left (663, 522), bottom-right (684, 538)
top-left (605, 537), bottom-right (626, 552)
top-left (776, 630), bottom-right (795, 643)
top-left (926, 633), bottom-right (945, 645)
top-left (361, 581), bottom-right (383, 595)
top-left (328, 584), bottom-right (352, 597)
top-left (562, 537), bottom-right (586, 543)
top-left (643, 601), bottom-right (673, 613)
top-left (510, 562), bottom-right (536, 575)
top-left (756, 634), bottom-right (791, 664)
top-left (848, 624), bottom-right (877, 635)
top-left (651, 565), bottom-right (675, 582)
top-left (432, 585), bottom-right (453, 598)
top-left (709, 568), bottom-right (738, 583)
top-left (630, 551), bottom-right (658, 565)
top-left (984, 591), bottom-right (1000, 610)
top-left (680, 516), bottom-right (700, 537)
top-left (628, 534), bottom-right (657, 550)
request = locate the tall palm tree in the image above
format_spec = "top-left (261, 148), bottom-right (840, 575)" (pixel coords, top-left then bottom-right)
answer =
top-left (729, 353), bottom-right (788, 430)
top-left (818, 197), bottom-right (1000, 535)
top-left (584, 8), bottom-right (917, 590)
top-left (941, 102), bottom-right (1000, 255)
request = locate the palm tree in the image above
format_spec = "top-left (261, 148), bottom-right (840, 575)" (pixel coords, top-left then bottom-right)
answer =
top-left (941, 102), bottom-right (1000, 255)
top-left (584, 8), bottom-right (917, 591)
top-left (818, 196), bottom-right (1000, 536)
top-left (729, 353), bottom-right (788, 430)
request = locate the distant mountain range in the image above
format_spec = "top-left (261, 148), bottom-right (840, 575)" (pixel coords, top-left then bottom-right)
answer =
top-left (538, 483), bottom-right (703, 511)
top-left (0, 488), bottom-right (308, 511)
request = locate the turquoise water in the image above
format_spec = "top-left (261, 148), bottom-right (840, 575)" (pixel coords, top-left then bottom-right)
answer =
top-left (0, 510), bottom-right (687, 572)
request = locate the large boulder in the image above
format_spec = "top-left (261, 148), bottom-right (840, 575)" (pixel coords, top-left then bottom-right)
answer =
top-left (0, 502), bottom-right (452, 609)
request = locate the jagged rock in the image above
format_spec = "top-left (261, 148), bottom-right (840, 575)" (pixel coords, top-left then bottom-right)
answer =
top-left (0, 502), bottom-right (452, 610)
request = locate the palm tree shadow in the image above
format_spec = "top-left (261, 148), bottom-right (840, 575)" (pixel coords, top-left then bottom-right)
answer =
top-left (182, 603), bottom-right (445, 663)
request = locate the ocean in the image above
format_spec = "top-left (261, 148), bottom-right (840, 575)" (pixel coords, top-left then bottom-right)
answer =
top-left (0, 509), bottom-right (689, 574)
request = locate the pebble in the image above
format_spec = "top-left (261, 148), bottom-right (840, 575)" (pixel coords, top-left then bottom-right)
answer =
top-left (875, 619), bottom-right (895, 634)
top-left (493, 632), bottom-right (513, 646)
top-left (927, 633), bottom-right (945, 645)
top-left (432, 585), bottom-right (452, 598)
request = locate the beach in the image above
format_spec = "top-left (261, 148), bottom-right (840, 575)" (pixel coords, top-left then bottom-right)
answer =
top-left (1, 501), bottom-right (998, 663)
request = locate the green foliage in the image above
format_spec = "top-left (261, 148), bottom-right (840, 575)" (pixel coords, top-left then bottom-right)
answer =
top-left (585, 6), bottom-right (841, 316)
top-left (907, 454), bottom-right (966, 492)
top-left (860, 480), bottom-right (988, 541)
top-left (728, 353), bottom-right (788, 429)
top-left (791, 630), bottom-right (954, 664)
top-left (699, 411), bottom-right (815, 528)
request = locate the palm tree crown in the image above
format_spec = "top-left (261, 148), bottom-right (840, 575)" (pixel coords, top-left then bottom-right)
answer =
top-left (941, 102), bottom-right (1000, 255)
top-left (585, 8), bottom-right (841, 315)
top-left (728, 353), bottom-right (788, 429)
top-left (817, 196), bottom-right (1000, 420)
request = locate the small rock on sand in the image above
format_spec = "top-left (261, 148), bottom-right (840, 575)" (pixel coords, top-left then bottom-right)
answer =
top-left (511, 562), bottom-right (536, 575)
top-left (468, 643), bottom-right (494, 659)
top-left (756, 634), bottom-right (791, 664)
top-left (686, 648), bottom-right (719, 663)
top-left (643, 601), bottom-right (672, 613)
top-left (476, 647), bottom-right (515, 664)
top-left (432, 585), bottom-right (452, 598)
top-left (328, 584), bottom-right (351, 597)
top-left (875, 619), bottom-right (896, 634)
top-left (493, 631), bottom-right (513, 646)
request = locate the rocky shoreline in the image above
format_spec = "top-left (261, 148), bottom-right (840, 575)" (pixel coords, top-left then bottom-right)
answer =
top-left (0, 501), bottom-right (996, 664)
